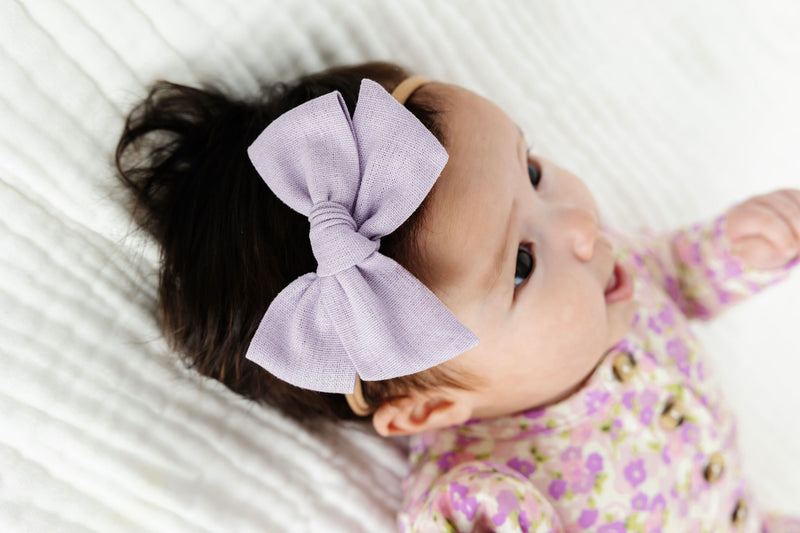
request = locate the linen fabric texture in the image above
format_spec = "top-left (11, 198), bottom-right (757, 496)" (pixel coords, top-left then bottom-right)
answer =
top-left (245, 79), bottom-right (479, 394)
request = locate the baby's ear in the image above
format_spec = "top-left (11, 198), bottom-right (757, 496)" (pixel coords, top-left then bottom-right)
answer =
top-left (371, 391), bottom-right (473, 437)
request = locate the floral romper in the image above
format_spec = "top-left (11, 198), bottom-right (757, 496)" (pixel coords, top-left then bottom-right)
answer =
top-left (398, 214), bottom-right (800, 532)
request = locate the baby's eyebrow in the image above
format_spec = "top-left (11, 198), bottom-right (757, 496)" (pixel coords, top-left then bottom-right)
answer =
top-left (485, 126), bottom-right (526, 295)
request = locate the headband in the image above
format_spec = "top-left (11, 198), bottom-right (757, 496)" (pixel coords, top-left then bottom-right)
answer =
top-left (245, 77), bottom-right (479, 413)
top-left (346, 76), bottom-right (429, 416)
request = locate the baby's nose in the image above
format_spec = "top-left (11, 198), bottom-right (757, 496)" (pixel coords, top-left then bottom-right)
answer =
top-left (567, 208), bottom-right (601, 262)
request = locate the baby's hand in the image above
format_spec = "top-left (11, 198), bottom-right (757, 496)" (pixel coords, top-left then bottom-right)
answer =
top-left (725, 189), bottom-right (800, 270)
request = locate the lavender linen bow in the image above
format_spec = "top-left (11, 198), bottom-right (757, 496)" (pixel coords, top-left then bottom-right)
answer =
top-left (245, 79), bottom-right (479, 394)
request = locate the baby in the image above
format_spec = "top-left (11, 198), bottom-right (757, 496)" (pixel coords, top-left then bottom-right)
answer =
top-left (114, 60), bottom-right (800, 532)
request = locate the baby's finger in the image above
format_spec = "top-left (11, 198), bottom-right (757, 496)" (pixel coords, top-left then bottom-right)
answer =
top-left (728, 201), bottom-right (797, 257)
top-left (781, 188), bottom-right (800, 232)
top-left (752, 191), bottom-right (800, 252)
top-left (731, 234), bottom-right (791, 270)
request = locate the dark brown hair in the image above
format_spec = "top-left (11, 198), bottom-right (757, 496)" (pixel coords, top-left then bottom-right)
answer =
top-left (113, 61), bottom-right (485, 431)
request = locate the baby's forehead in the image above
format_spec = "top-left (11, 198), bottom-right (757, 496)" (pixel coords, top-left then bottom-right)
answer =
top-left (430, 82), bottom-right (505, 123)
top-left (416, 85), bottom-right (522, 314)
top-left (433, 87), bottom-right (519, 164)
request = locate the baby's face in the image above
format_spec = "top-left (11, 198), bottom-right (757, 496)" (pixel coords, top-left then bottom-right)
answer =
top-left (416, 83), bottom-right (636, 421)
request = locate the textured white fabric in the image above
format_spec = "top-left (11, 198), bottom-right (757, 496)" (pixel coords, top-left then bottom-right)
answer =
top-left (1, 1), bottom-right (799, 531)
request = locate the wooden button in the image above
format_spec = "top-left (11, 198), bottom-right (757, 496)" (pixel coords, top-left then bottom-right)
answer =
top-left (658, 397), bottom-right (686, 431)
top-left (703, 452), bottom-right (725, 483)
top-left (612, 352), bottom-right (636, 383)
top-left (731, 498), bottom-right (748, 526)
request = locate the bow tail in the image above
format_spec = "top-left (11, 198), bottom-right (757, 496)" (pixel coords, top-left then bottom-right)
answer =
top-left (327, 253), bottom-right (480, 382)
top-left (245, 273), bottom-right (358, 394)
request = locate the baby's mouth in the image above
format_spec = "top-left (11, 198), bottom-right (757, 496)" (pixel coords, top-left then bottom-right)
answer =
top-left (604, 261), bottom-right (633, 303)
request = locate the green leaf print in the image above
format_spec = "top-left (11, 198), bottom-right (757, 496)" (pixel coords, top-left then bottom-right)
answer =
top-left (625, 514), bottom-right (644, 532)
top-left (529, 445), bottom-right (547, 463)
top-left (594, 472), bottom-right (608, 493)
top-left (442, 516), bottom-right (457, 533)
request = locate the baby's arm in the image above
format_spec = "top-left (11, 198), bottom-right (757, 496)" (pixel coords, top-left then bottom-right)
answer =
top-left (400, 461), bottom-right (563, 533)
top-left (633, 189), bottom-right (800, 321)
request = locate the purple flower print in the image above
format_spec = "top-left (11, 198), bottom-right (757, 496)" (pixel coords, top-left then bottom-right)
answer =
top-left (454, 432), bottom-right (481, 448)
top-left (715, 287), bottom-right (733, 305)
top-left (571, 423), bottom-right (593, 445)
top-left (723, 255), bottom-right (744, 278)
top-left (570, 470), bottom-right (595, 494)
top-left (622, 391), bottom-right (635, 410)
top-left (561, 460), bottom-right (590, 491)
top-left (676, 357), bottom-right (691, 378)
top-left (661, 444), bottom-right (671, 465)
top-left (631, 491), bottom-right (648, 510)
top-left (689, 241), bottom-right (702, 265)
top-left (490, 492), bottom-right (532, 532)
top-left (525, 408), bottom-right (546, 419)
top-left (681, 423), bottom-right (699, 445)
top-left (560, 446), bottom-right (581, 461)
top-left (578, 508), bottom-right (598, 528)
top-left (518, 511), bottom-right (531, 533)
top-left (449, 482), bottom-right (478, 520)
top-left (639, 407), bottom-right (653, 425)
top-left (437, 451), bottom-right (458, 472)
top-left (492, 489), bottom-right (517, 527)
top-left (640, 389), bottom-right (658, 408)
top-left (608, 418), bottom-right (624, 441)
top-left (665, 275), bottom-right (681, 304)
top-left (666, 337), bottom-right (691, 378)
top-left (615, 338), bottom-right (633, 353)
top-left (658, 305), bottom-right (675, 327)
top-left (519, 424), bottom-right (553, 439)
top-left (650, 493), bottom-right (666, 512)
top-left (598, 522), bottom-right (626, 533)
top-left (549, 478), bottom-right (567, 500)
top-left (585, 390), bottom-right (610, 415)
top-left (507, 457), bottom-right (536, 476)
top-left (624, 458), bottom-right (647, 488)
top-left (561, 446), bottom-right (593, 494)
top-left (647, 316), bottom-right (662, 334)
top-left (586, 453), bottom-right (603, 473)
top-left (666, 337), bottom-right (688, 360)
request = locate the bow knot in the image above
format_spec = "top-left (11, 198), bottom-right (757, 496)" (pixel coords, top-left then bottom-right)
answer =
top-left (309, 201), bottom-right (378, 277)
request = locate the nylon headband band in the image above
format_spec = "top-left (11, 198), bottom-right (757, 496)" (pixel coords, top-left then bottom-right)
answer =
top-left (344, 76), bottom-right (431, 417)
top-left (390, 76), bottom-right (430, 107)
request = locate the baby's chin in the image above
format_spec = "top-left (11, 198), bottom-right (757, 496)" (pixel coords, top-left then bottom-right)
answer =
top-left (606, 298), bottom-right (637, 352)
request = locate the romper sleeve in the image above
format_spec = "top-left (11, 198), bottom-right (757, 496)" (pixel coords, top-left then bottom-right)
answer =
top-left (399, 461), bottom-right (564, 533)
top-left (634, 213), bottom-right (799, 321)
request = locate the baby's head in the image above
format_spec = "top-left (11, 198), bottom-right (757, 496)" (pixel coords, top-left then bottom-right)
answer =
top-left (114, 61), bottom-right (635, 437)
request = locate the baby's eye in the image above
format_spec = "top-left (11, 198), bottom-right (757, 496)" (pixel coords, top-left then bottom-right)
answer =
top-left (514, 245), bottom-right (535, 288)
top-left (528, 156), bottom-right (542, 188)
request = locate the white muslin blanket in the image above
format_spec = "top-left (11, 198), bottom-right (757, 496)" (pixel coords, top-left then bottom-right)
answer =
top-left (1, 1), bottom-right (799, 531)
